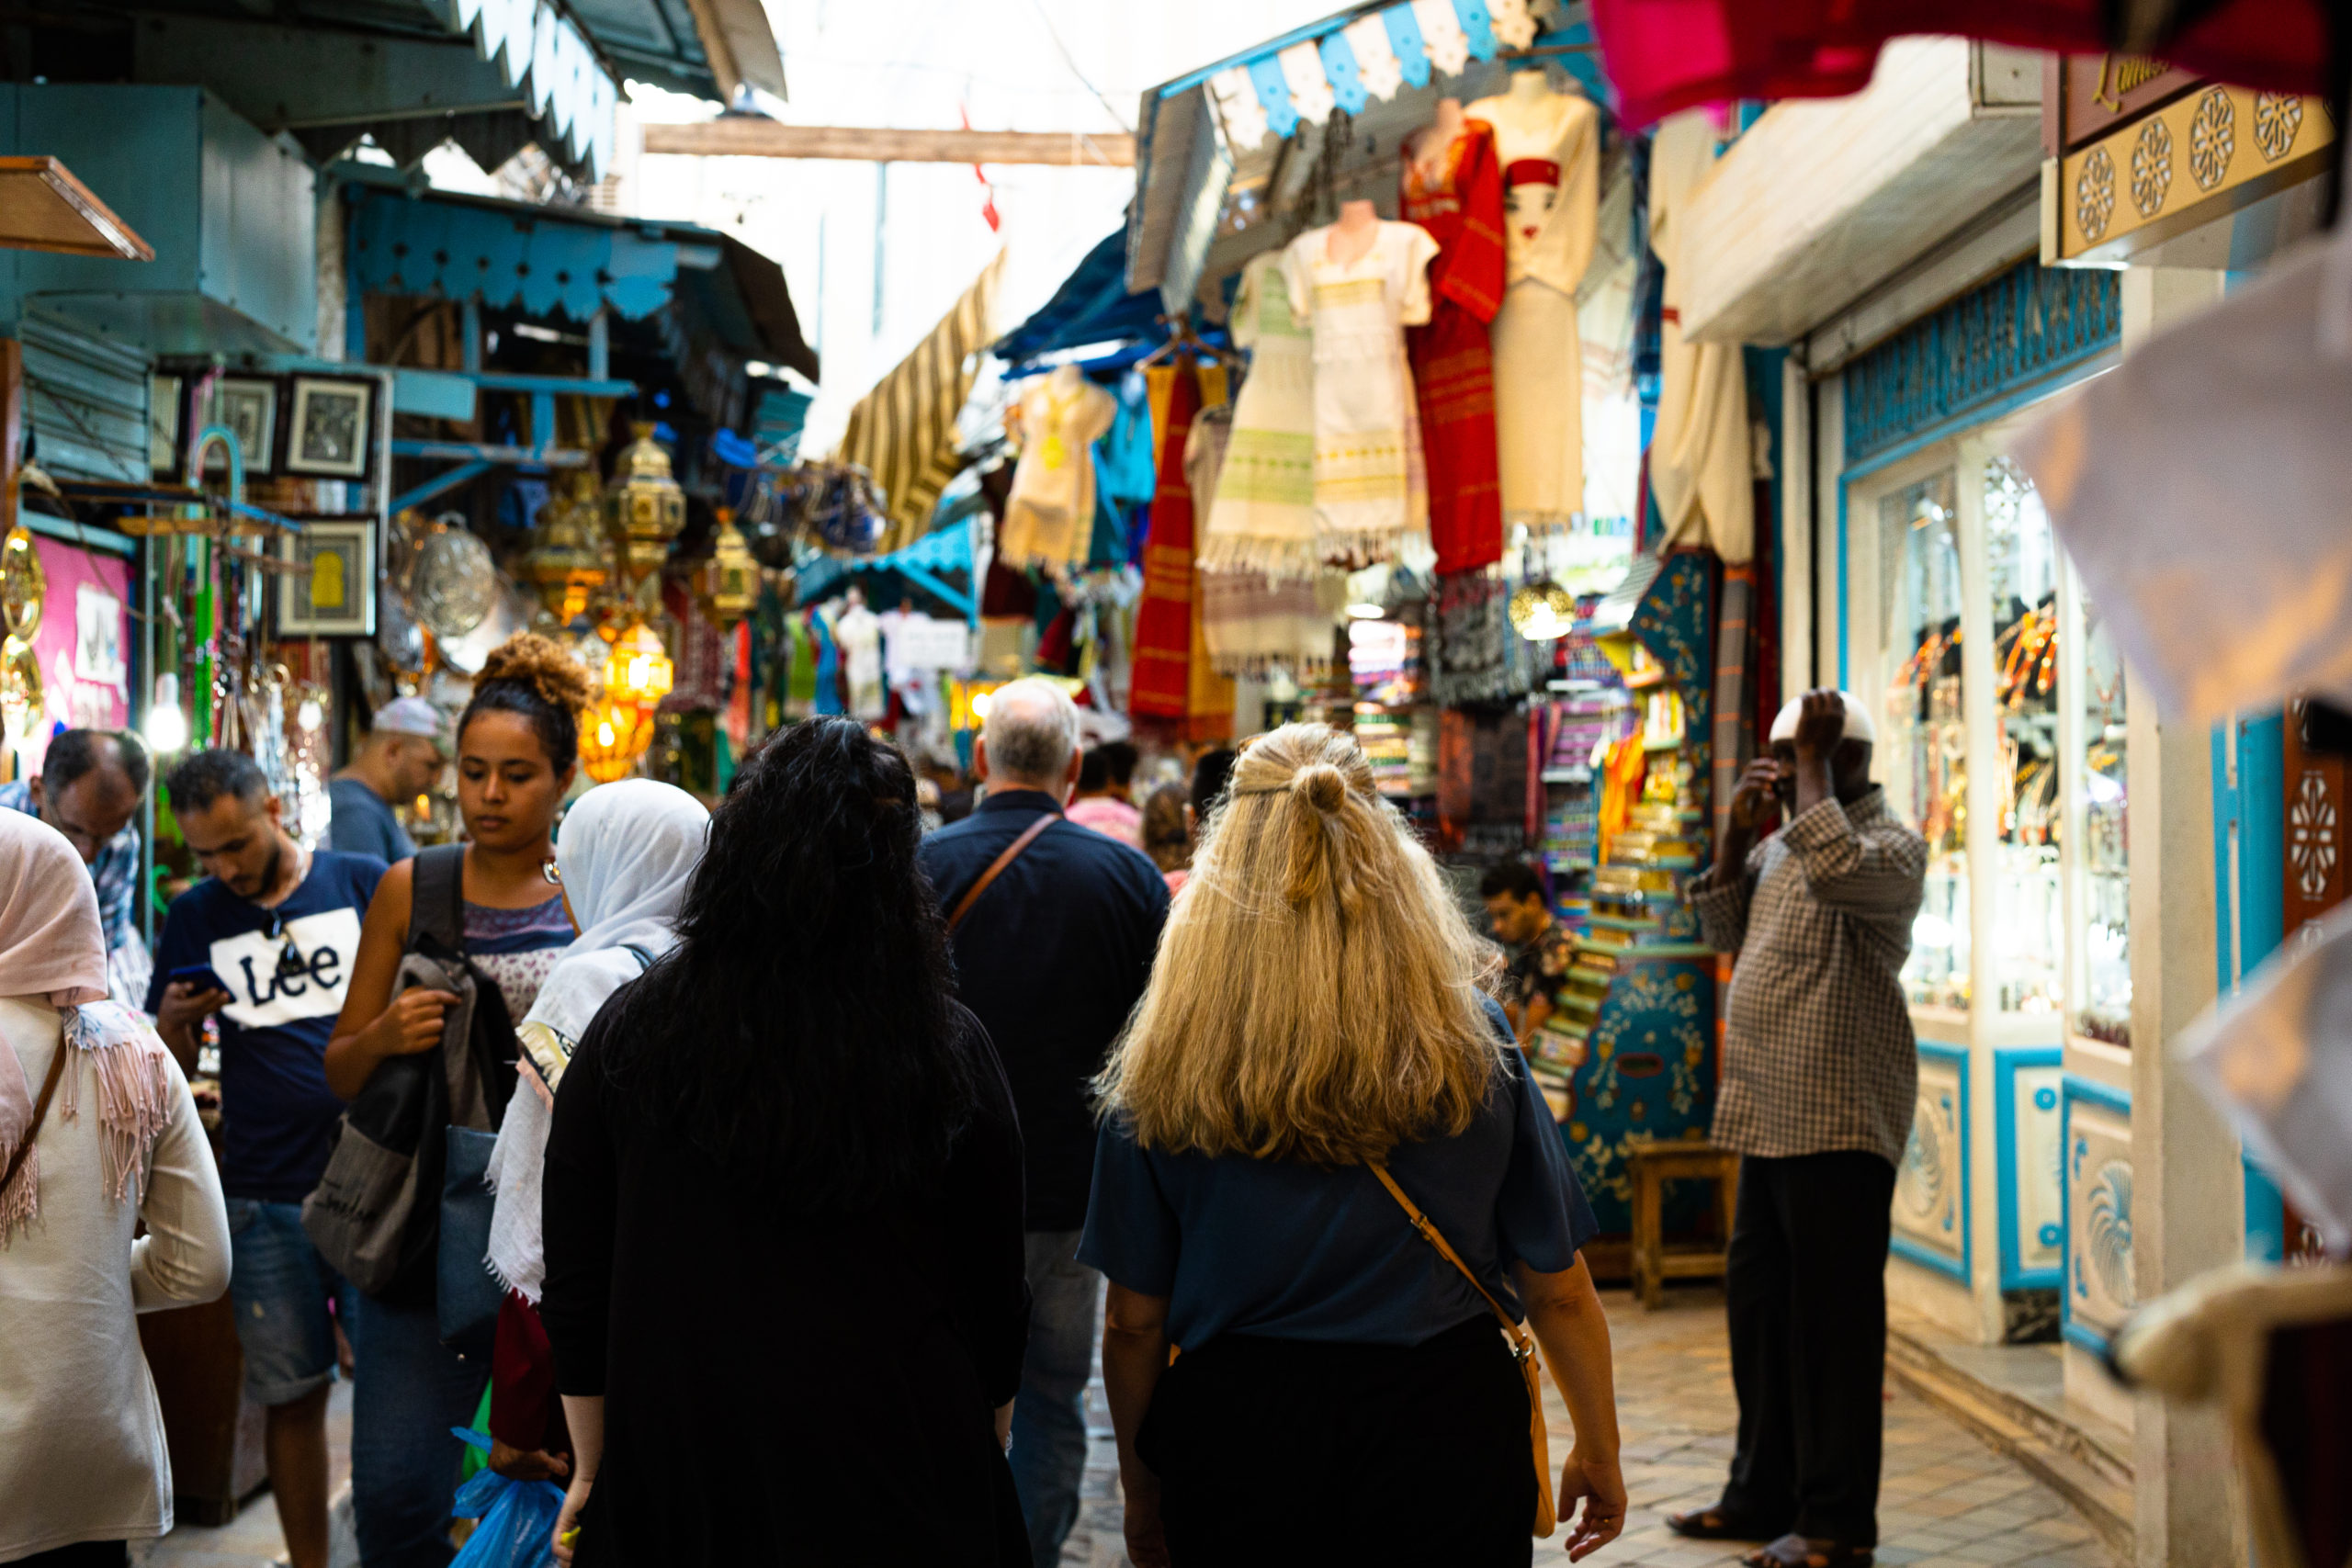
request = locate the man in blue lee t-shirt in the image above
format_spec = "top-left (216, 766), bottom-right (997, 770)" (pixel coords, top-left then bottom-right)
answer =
top-left (149, 749), bottom-right (384, 1568)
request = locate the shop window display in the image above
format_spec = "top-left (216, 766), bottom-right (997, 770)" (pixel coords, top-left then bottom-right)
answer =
top-left (1879, 471), bottom-right (1969, 1010)
top-left (2075, 592), bottom-right (2132, 1046)
top-left (1984, 457), bottom-right (2063, 1015)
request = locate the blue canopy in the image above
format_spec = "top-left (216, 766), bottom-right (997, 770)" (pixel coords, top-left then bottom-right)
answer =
top-left (994, 229), bottom-right (1170, 372)
top-left (797, 517), bottom-right (977, 622)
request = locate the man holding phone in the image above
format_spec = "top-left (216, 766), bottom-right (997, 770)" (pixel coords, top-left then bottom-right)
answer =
top-left (1668, 691), bottom-right (1927, 1568)
top-left (148, 750), bottom-right (389, 1568)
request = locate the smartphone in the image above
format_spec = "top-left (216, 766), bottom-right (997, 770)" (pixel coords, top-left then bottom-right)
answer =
top-left (167, 964), bottom-right (232, 996)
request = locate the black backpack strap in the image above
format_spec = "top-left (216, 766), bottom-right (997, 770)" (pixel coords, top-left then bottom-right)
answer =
top-left (408, 844), bottom-right (467, 953)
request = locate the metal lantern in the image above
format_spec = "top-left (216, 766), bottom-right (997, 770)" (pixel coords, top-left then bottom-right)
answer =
top-left (701, 507), bottom-right (759, 626)
top-left (602, 618), bottom-right (674, 708)
top-left (580, 697), bottom-right (648, 783)
top-left (526, 469), bottom-right (609, 622)
top-left (605, 423), bottom-right (686, 583)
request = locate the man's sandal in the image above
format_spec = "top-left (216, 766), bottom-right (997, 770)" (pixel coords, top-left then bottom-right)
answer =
top-left (1743, 1532), bottom-right (1875, 1568)
top-left (1665, 1509), bottom-right (1783, 1542)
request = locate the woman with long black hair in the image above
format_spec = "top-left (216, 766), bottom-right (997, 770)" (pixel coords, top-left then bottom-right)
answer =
top-left (539, 717), bottom-right (1030, 1567)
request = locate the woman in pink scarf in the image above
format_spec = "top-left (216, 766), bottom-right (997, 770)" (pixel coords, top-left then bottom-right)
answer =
top-left (0, 808), bottom-right (231, 1565)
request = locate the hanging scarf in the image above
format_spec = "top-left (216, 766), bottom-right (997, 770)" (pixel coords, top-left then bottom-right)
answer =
top-left (1131, 359), bottom-right (1203, 720)
top-left (0, 814), bottom-right (173, 1245)
top-left (485, 780), bottom-right (708, 1303)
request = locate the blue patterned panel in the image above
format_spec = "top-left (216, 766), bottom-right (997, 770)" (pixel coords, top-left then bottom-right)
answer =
top-left (1556, 953), bottom-right (1717, 1234)
top-left (1383, 4), bottom-right (1433, 88)
top-left (1248, 56), bottom-right (1299, 141)
top-left (1452, 0), bottom-right (1502, 60)
top-left (1317, 32), bottom-right (1368, 116)
top-left (1843, 262), bottom-right (2121, 466)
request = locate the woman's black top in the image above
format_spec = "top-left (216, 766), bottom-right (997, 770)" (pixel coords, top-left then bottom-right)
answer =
top-left (538, 1001), bottom-right (1031, 1567)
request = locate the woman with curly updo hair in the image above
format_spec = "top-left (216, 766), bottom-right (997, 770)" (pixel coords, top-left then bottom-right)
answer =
top-left (1081, 723), bottom-right (1627, 1568)
top-left (326, 632), bottom-right (594, 1563)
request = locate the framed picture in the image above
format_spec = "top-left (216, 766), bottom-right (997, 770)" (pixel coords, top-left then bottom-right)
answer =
top-left (277, 520), bottom-right (377, 637)
top-left (286, 378), bottom-right (375, 479)
top-left (199, 378), bottom-right (277, 475)
top-left (149, 375), bottom-right (179, 473)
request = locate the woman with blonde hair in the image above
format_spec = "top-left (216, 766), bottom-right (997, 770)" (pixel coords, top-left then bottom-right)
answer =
top-left (1081, 723), bottom-right (1626, 1568)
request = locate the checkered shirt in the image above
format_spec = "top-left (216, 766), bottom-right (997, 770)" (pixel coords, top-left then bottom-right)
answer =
top-left (1690, 787), bottom-right (1927, 1168)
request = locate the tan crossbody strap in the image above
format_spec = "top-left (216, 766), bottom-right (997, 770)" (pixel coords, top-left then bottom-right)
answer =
top-left (1371, 1159), bottom-right (1558, 1539)
top-left (946, 815), bottom-right (1056, 934)
top-left (1369, 1162), bottom-right (1532, 1354)
top-left (0, 1041), bottom-right (72, 1198)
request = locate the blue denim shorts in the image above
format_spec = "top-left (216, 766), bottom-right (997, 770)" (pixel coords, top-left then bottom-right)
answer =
top-left (225, 1198), bottom-right (356, 1407)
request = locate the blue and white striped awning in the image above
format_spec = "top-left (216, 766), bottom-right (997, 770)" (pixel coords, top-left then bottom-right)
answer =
top-left (1182, 0), bottom-right (1545, 152)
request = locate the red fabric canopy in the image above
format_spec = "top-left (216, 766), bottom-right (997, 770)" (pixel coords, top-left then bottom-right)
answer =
top-left (1588, 0), bottom-right (2331, 127)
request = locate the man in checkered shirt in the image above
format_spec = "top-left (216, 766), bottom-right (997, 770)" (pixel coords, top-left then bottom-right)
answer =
top-left (1668, 688), bottom-right (1926, 1568)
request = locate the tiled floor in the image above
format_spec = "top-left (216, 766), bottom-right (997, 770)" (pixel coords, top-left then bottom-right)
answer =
top-left (124, 1286), bottom-right (2118, 1568)
top-left (1061, 1285), bottom-right (2120, 1568)
top-left (132, 1380), bottom-right (356, 1568)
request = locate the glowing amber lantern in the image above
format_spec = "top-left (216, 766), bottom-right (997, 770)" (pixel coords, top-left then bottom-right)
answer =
top-left (580, 699), bottom-right (647, 784)
top-left (602, 619), bottom-right (673, 708)
top-left (527, 469), bottom-right (609, 621)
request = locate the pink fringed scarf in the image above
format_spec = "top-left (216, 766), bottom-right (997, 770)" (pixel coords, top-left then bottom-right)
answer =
top-left (0, 813), bottom-right (172, 1245)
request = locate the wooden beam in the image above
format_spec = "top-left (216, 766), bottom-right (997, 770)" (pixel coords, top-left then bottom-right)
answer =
top-left (641, 120), bottom-right (1136, 166)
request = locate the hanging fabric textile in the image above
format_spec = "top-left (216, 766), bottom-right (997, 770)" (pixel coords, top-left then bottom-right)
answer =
top-left (1202, 571), bottom-right (1346, 676)
top-left (1097, 372), bottom-right (1159, 507)
top-left (1280, 218), bottom-right (1441, 567)
top-left (1648, 112), bottom-right (1755, 563)
top-left (1401, 114), bottom-right (1509, 576)
top-left (837, 250), bottom-right (1004, 553)
top-left (1467, 77), bottom-right (1600, 536)
top-left (1199, 253), bottom-right (1320, 579)
top-left (999, 365), bottom-right (1119, 570)
top-left (1132, 361), bottom-right (1204, 720)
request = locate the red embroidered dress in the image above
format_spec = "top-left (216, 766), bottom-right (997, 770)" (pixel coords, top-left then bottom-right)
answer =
top-left (1401, 118), bottom-right (1508, 576)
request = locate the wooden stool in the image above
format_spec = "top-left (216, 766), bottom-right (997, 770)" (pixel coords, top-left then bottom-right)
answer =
top-left (1626, 1141), bottom-right (1740, 1310)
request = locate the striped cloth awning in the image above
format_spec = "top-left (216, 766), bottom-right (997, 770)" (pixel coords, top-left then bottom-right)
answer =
top-left (838, 251), bottom-right (1004, 555)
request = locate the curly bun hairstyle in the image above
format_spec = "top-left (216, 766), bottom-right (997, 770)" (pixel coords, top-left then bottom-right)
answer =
top-left (459, 632), bottom-right (594, 773)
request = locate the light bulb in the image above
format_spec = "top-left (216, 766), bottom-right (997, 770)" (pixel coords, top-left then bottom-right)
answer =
top-left (143, 677), bottom-right (188, 754)
top-left (296, 697), bottom-right (323, 733)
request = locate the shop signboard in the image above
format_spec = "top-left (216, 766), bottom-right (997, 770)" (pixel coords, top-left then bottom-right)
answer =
top-left (21, 534), bottom-right (130, 774)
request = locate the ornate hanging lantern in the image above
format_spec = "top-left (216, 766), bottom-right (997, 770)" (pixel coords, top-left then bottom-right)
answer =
top-left (526, 469), bottom-right (609, 622)
top-left (602, 617), bottom-right (674, 708)
top-left (0, 525), bottom-right (44, 746)
top-left (580, 697), bottom-right (649, 784)
top-left (605, 423), bottom-right (686, 584)
top-left (700, 507), bottom-right (759, 626)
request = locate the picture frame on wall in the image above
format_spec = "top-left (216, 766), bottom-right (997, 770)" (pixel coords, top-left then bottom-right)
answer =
top-left (277, 520), bottom-right (377, 637)
top-left (199, 378), bottom-right (277, 475)
top-left (149, 375), bottom-right (179, 473)
top-left (286, 378), bottom-right (374, 479)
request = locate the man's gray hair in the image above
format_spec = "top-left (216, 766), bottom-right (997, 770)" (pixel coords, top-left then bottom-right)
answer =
top-left (982, 678), bottom-right (1080, 784)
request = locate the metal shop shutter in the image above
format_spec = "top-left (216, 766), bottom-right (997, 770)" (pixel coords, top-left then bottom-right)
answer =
top-left (20, 314), bottom-right (151, 483)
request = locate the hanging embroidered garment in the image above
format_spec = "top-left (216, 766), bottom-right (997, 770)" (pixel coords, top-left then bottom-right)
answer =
top-left (1278, 220), bottom-right (1441, 568)
top-left (1132, 362), bottom-right (1204, 720)
top-left (1648, 111), bottom-right (1754, 563)
top-left (1202, 570), bottom-right (1347, 676)
top-left (1199, 253), bottom-right (1318, 578)
top-left (1466, 81), bottom-right (1600, 534)
top-left (1401, 117), bottom-right (1508, 576)
top-left (999, 365), bottom-right (1118, 569)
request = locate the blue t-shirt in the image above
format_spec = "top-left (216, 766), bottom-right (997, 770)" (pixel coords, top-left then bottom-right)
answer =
top-left (147, 850), bottom-right (387, 1202)
top-left (328, 776), bottom-right (415, 863)
top-left (1077, 1002), bottom-right (1598, 1349)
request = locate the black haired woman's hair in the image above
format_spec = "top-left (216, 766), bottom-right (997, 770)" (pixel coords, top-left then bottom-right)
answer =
top-left (597, 716), bottom-right (977, 1209)
top-left (458, 633), bottom-right (591, 774)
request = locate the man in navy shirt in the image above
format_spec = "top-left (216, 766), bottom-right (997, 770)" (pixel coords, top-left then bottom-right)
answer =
top-left (150, 749), bottom-right (385, 1568)
top-left (917, 680), bottom-right (1170, 1567)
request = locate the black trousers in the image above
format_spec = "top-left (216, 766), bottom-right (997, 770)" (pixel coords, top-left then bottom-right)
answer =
top-left (1139, 1316), bottom-right (1534, 1567)
top-left (1719, 1151), bottom-right (1897, 1547)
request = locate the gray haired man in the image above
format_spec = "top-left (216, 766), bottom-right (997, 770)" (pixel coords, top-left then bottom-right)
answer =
top-left (916, 679), bottom-right (1171, 1565)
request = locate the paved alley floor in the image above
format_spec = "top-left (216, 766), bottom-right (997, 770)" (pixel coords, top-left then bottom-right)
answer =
top-left (1058, 1285), bottom-right (2120, 1568)
top-left (123, 1286), bottom-right (2117, 1568)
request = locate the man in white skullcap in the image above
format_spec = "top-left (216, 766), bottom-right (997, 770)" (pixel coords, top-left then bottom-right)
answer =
top-left (327, 696), bottom-right (447, 864)
top-left (1668, 689), bottom-right (1927, 1568)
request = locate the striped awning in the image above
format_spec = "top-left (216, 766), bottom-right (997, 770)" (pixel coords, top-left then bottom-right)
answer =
top-left (837, 251), bottom-right (1003, 555)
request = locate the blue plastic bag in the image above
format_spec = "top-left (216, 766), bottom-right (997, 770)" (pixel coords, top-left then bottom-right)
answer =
top-left (448, 1428), bottom-right (565, 1568)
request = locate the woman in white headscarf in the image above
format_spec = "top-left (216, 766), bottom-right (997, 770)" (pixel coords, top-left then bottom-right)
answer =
top-left (1, 809), bottom-right (231, 1566)
top-left (479, 779), bottom-right (708, 1482)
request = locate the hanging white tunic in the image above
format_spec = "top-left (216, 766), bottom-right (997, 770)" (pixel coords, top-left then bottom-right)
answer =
top-left (1278, 220), bottom-right (1441, 567)
top-left (1201, 253), bottom-right (1321, 580)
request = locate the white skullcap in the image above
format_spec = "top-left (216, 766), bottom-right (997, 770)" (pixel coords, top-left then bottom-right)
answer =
top-left (372, 696), bottom-right (448, 745)
top-left (1768, 691), bottom-right (1875, 746)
